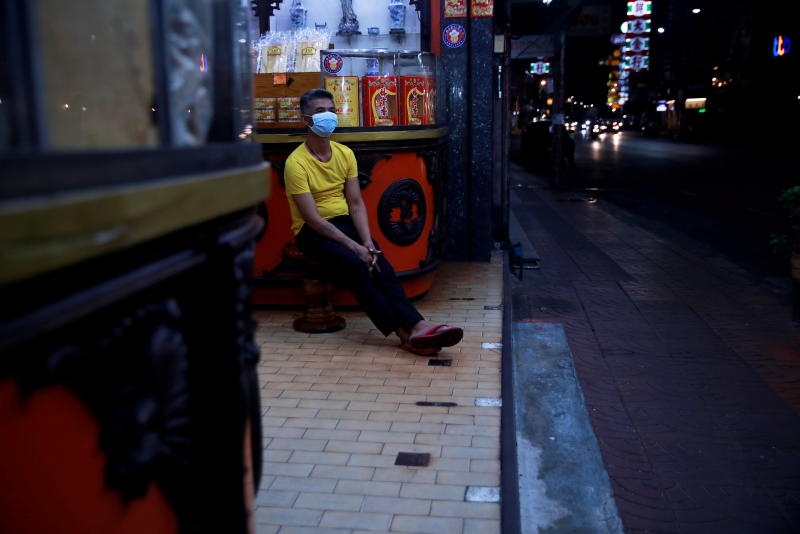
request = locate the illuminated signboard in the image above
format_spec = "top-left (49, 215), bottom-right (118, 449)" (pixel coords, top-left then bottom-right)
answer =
top-left (623, 54), bottom-right (649, 71)
top-left (624, 18), bottom-right (651, 35)
top-left (685, 97), bottom-right (706, 109)
top-left (627, 1), bottom-right (652, 18)
top-left (626, 36), bottom-right (650, 53)
top-left (773, 35), bottom-right (791, 57)
top-left (530, 61), bottom-right (551, 74)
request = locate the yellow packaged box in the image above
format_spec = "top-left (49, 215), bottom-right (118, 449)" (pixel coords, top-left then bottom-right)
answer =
top-left (325, 76), bottom-right (360, 127)
top-left (277, 97), bottom-right (301, 123)
top-left (254, 97), bottom-right (276, 123)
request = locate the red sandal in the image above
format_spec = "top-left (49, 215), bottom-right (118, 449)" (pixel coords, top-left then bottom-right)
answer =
top-left (409, 325), bottom-right (464, 350)
top-left (399, 342), bottom-right (440, 356)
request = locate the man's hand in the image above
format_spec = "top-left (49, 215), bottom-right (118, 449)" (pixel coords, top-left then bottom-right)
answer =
top-left (365, 244), bottom-right (382, 273)
top-left (351, 242), bottom-right (382, 272)
top-left (351, 243), bottom-right (376, 271)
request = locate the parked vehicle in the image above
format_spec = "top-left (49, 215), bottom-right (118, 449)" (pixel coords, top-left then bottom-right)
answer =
top-left (520, 120), bottom-right (576, 172)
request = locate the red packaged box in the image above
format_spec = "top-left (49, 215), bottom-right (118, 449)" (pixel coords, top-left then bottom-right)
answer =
top-left (361, 75), bottom-right (399, 127)
top-left (400, 75), bottom-right (435, 126)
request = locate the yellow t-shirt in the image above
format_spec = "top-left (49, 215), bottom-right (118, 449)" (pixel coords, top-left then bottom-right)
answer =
top-left (284, 141), bottom-right (358, 235)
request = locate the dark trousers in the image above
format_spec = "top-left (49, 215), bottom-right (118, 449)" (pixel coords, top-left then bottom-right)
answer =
top-left (295, 215), bottom-right (424, 336)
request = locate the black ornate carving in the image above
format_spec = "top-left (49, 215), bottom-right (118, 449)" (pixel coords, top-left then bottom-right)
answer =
top-left (418, 146), bottom-right (447, 266)
top-left (355, 153), bottom-right (392, 190)
top-left (378, 178), bottom-right (427, 246)
top-left (99, 303), bottom-right (192, 504)
top-left (417, 149), bottom-right (442, 198)
top-left (17, 300), bottom-right (194, 505)
top-left (231, 243), bottom-right (261, 370)
top-left (223, 225), bottom-right (263, 491)
top-left (1, 209), bottom-right (267, 533)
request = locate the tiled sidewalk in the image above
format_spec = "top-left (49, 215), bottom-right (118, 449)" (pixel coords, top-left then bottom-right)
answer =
top-left (253, 256), bottom-right (503, 534)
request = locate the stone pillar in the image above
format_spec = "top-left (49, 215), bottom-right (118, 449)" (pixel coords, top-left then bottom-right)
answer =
top-left (439, 6), bottom-right (470, 260)
top-left (468, 14), bottom-right (495, 261)
top-left (439, 2), bottom-right (495, 261)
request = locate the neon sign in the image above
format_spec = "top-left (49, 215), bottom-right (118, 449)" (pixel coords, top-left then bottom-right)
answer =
top-left (530, 61), bottom-right (551, 75)
top-left (623, 54), bottom-right (649, 71)
top-left (773, 35), bottom-right (791, 57)
top-left (626, 36), bottom-right (650, 52)
top-left (627, 1), bottom-right (652, 18)
top-left (623, 18), bottom-right (651, 35)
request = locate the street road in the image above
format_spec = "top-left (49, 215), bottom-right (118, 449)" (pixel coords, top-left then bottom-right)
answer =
top-left (568, 131), bottom-right (797, 277)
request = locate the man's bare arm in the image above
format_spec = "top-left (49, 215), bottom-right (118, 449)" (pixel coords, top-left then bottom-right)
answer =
top-left (343, 178), bottom-right (380, 271)
top-left (292, 192), bottom-right (373, 266)
top-left (343, 178), bottom-right (373, 247)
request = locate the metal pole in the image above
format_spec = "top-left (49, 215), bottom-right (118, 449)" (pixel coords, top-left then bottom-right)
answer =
top-left (550, 28), bottom-right (566, 188)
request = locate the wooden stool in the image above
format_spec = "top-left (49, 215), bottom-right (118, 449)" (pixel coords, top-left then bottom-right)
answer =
top-left (281, 243), bottom-right (346, 334)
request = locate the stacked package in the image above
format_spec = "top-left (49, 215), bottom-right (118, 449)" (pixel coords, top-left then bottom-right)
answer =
top-left (255, 28), bottom-right (331, 74)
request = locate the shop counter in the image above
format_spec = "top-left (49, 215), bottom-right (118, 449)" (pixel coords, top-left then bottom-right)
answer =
top-left (252, 125), bottom-right (448, 307)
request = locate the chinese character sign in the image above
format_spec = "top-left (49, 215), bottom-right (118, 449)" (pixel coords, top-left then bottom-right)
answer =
top-left (530, 61), bottom-right (550, 75)
top-left (611, 1), bottom-right (653, 107)
top-left (622, 1), bottom-right (651, 71)
top-left (627, 1), bottom-right (652, 18)
top-left (627, 18), bottom-right (651, 35)
top-left (623, 54), bottom-right (649, 71)
top-left (626, 36), bottom-right (650, 52)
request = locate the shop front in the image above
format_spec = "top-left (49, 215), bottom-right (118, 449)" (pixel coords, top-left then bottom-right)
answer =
top-left (248, 1), bottom-right (449, 306)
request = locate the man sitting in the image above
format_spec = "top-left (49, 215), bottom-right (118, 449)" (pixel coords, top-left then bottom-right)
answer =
top-left (283, 88), bottom-right (463, 355)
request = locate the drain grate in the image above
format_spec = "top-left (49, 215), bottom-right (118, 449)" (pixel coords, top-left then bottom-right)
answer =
top-left (448, 297), bottom-right (475, 301)
top-left (416, 401), bottom-right (458, 407)
top-left (484, 305), bottom-right (503, 311)
top-left (428, 359), bottom-right (452, 366)
top-left (395, 452), bottom-right (431, 467)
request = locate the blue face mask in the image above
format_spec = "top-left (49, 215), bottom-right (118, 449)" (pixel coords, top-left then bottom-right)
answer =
top-left (308, 111), bottom-right (338, 137)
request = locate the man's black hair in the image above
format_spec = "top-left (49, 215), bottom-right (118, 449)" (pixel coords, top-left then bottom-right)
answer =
top-left (300, 88), bottom-right (334, 115)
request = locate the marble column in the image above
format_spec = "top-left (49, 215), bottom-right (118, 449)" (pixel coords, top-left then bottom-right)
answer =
top-left (440, 3), bottom-right (495, 261)
top-left (440, 6), bottom-right (470, 260)
top-left (468, 15), bottom-right (494, 261)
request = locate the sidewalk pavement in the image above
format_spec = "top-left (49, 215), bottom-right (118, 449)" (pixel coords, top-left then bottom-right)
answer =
top-left (508, 163), bottom-right (800, 533)
top-left (253, 259), bottom-right (503, 534)
top-left (251, 160), bottom-right (800, 534)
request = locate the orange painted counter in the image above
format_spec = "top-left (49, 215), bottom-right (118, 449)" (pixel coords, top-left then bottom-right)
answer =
top-left (252, 126), bottom-right (448, 307)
